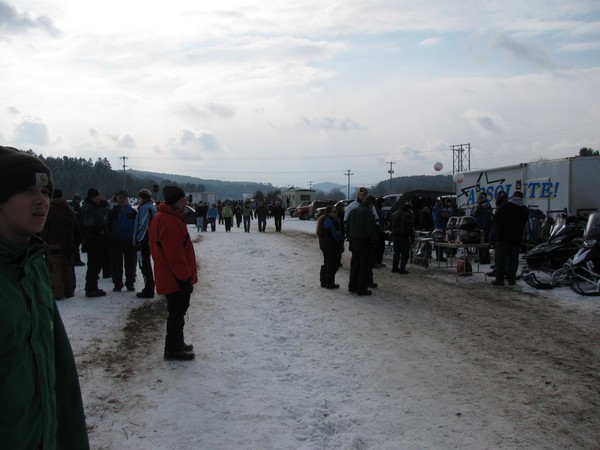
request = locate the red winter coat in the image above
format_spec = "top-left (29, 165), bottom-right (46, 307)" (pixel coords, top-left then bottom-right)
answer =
top-left (149, 203), bottom-right (198, 295)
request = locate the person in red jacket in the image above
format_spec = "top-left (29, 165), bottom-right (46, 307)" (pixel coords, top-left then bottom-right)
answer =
top-left (149, 186), bottom-right (198, 361)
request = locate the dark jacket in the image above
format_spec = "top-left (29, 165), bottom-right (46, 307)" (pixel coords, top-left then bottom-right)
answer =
top-left (318, 216), bottom-right (342, 251)
top-left (0, 235), bottom-right (89, 450)
top-left (272, 204), bottom-right (285, 219)
top-left (346, 203), bottom-right (378, 244)
top-left (80, 198), bottom-right (109, 243)
top-left (41, 198), bottom-right (77, 252)
top-left (390, 208), bottom-right (415, 238)
top-left (473, 199), bottom-right (493, 229)
top-left (494, 197), bottom-right (529, 244)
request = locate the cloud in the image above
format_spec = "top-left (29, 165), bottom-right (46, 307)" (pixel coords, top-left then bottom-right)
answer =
top-left (399, 145), bottom-right (428, 162)
top-left (205, 102), bottom-right (236, 118)
top-left (418, 37), bottom-right (441, 47)
top-left (491, 31), bottom-right (563, 70)
top-left (110, 134), bottom-right (137, 149)
top-left (178, 102), bottom-right (236, 119)
top-left (298, 116), bottom-right (366, 131)
top-left (12, 117), bottom-right (49, 146)
top-left (0, 1), bottom-right (60, 38)
top-left (171, 129), bottom-right (222, 157)
top-left (6, 106), bottom-right (19, 115)
top-left (559, 41), bottom-right (600, 53)
top-left (463, 109), bottom-right (510, 137)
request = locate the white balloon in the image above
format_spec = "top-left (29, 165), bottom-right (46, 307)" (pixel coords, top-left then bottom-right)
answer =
top-left (433, 161), bottom-right (443, 171)
top-left (453, 172), bottom-right (465, 184)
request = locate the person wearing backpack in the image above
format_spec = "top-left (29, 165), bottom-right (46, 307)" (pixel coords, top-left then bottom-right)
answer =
top-left (133, 188), bottom-right (158, 298)
top-left (390, 201), bottom-right (415, 274)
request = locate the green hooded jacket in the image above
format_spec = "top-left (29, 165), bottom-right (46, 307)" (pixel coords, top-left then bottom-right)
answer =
top-left (0, 234), bottom-right (89, 450)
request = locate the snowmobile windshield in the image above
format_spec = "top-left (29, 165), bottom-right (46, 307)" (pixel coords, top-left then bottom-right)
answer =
top-left (583, 212), bottom-right (600, 241)
top-left (549, 216), bottom-right (566, 239)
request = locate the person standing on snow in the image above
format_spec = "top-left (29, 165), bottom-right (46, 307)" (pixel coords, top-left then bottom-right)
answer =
top-left (242, 200), bottom-right (254, 232)
top-left (105, 190), bottom-right (137, 292)
top-left (0, 146), bottom-right (89, 449)
top-left (81, 187), bottom-right (110, 297)
top-left (390, 201), bottom-right (415, 274)
top-left (491, 190), bottom-right (529, 286)
top-left (150, 186), bottom-right (198, 361)
top-left (272, 200), bottom-right (285, 232)
top-left (346, 194), bottom-right (378, 296)
top-left (133, 188), bottom-right (158, 298)
top-left (40, 188), bottom-right (77, 300)
top-left (316, 205), bottom-right (342, 289)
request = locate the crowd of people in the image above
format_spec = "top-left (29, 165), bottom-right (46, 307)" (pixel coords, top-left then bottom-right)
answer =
top-left (192, 199), bottom-right (286, 233)
top-left (315, 185), bottom-right (530, 294)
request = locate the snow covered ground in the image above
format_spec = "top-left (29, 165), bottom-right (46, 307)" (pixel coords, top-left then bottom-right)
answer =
top-left (58, 217), bottom-right (600, 449)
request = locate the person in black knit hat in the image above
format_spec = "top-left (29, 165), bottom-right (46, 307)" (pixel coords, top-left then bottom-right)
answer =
top-left (80, 187), bottom-right (110, 297)
top-left (0, 146), bottom-right (90, 449)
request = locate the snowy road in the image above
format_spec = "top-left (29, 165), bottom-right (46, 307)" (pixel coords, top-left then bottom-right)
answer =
top-left (60, 218), bottom-right (600, 449)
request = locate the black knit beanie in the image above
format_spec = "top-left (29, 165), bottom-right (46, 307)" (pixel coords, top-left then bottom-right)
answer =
top-left (163, 185), bottom-right (186, 205)
top-left (0, 146), bottom-right (54, 204)
top-left (86, 188), bottom-right (100, 199)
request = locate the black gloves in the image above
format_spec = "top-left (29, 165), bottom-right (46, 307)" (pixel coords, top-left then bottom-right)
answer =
top-left (177, 277), bottom-right (193, 295)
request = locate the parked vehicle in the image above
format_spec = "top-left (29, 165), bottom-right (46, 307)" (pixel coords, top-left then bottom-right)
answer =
top-left (569, 212), bottom-right (600, 296)
top-left (297, 200), bottom-right (335, 220)
top-left (314, 199), bottom-right (353, 220)
top-left (455, 155), bottom-right (600, 214)
top-left (287, 201), bottom-right (310, 218)
top-left (381, 194), bottom-right (403, 217)
top-left (183, 205), bottom-right (198, 225)
top-left (293, 202), bottom-right (312, 220)
top-left (522, 212), bottom-right (600, 294)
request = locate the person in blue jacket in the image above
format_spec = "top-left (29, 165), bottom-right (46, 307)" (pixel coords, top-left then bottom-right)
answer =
top-left (133, 188), bottom-right (158, 298)
top-left (106, 190), bottom-right (137, 291)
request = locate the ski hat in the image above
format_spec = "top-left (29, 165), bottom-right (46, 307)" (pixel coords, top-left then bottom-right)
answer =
top-left (478, 192), bottom-right (488, 200)
top-left (0, 146), bottom-right (54, 204)
top-left (116, 190), bottom-right (128, 198)
top-left (87, 188), bottom-right (100, 199)
top-left (138, 188), bottom-right (152, 200)
top-left (513, 190), bottom-right (524, 198)
top-left (163, 185), bottom-right (186, 205)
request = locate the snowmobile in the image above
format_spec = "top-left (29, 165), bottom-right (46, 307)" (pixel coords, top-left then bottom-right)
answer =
top-left (522, 214), bottom-right (585, 290)
top-left (569, 212), bottom-right (600, 296)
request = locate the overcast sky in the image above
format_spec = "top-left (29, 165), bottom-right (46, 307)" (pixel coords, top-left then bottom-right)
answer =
top-left (1, 1), bottom-right (599, 188)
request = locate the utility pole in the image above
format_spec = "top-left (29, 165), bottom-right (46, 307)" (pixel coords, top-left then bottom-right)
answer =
top-left (120, 156), bottom-right (128, 190)
top-left (344, 169), bottom-right (354, 199)
top-left (386, 161), bottom-right (396, 194)
top-left (307, 180), bottom-right (314, 189)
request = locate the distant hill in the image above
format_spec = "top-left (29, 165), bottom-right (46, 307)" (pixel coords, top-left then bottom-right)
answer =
top-left (128, 169), bottom-right (453, 200)
top-left (127, 169), bottom-right (278, 200)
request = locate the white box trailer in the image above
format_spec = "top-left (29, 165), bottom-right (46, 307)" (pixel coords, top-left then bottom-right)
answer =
top-left (187, 191), bottom-right (217, 205)
top-left (454, 156), bottom-right (600, 215)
